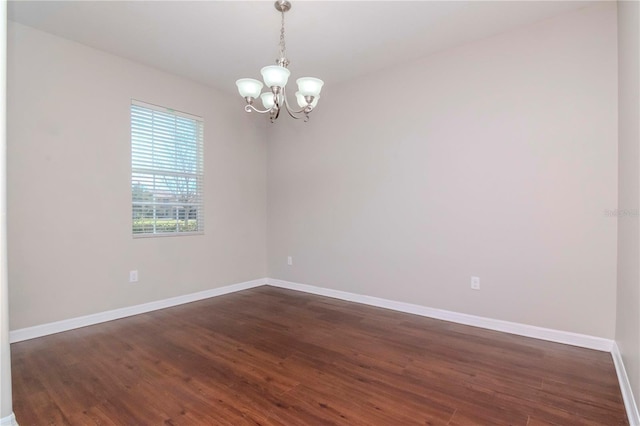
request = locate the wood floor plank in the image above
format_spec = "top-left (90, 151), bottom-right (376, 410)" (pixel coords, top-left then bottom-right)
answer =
top-left (11, 286), bottom-right (628, 425)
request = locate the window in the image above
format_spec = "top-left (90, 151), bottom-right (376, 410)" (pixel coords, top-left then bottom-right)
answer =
top-left (131, 100), bottom-right (204, 236)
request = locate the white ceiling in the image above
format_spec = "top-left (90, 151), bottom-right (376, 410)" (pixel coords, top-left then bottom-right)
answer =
top-left (8, 1), bottom-right (599, 95)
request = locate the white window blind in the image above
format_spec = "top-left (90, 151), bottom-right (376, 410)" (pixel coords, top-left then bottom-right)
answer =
top-left (131, 100), bottom-right (204, 236)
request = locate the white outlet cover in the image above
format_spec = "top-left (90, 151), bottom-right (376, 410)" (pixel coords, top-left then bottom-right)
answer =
top-left (471, 276), bottom-right (480, 290)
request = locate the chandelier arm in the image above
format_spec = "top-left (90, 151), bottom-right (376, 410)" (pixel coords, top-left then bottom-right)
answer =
top-left (281, 86), bottom-right (313, 119)
top-left (283, 106), bottom-right (305, 120)
top-left (244, 104), bottom-right (275, 114)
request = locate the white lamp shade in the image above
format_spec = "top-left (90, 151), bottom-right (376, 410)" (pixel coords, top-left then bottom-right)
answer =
top-left (261, 92), bottom-right (275, 110)
top-left (261, 65), bottom-right (291, 88)
top-left (295, 91), bottom-right (319, 108)
top-left (296, 77), bottom-right (324, 97)
top-left (260, 93), bottom-right (284, 110)
top-left (236, 78), bottom-right (263, 98)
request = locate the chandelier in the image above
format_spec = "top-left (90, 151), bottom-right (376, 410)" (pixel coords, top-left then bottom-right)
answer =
top-left (235, 0), bottom-right (324, 123)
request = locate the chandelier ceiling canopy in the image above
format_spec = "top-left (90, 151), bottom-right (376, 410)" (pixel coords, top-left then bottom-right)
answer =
top-left (235, 0), bottom-right (324, 123)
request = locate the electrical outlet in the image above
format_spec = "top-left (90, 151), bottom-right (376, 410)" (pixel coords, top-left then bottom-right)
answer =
top-left (129, 270), bottom-right (139, 283)
top-left (287, 256), bottom-right (293, 266)
top-left (471, 276), bottom-right (480, 290)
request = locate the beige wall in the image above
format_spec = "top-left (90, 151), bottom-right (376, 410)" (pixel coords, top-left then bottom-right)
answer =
top-left (616, 0), bottom-right (640, 411)
top-left (1, 3), bottom-right (13, 422)
top-left (7, 22), bottom-right (268, 330)
top-left (267, 3), bottom-right (618, 338)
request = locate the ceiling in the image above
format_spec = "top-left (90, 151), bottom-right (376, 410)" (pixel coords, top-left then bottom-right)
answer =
top-left (8, 1), bottom-right (599, 95)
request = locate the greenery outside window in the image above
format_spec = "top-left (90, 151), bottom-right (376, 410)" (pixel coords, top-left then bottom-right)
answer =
top-left (131, 100), bottom-right (204, 236)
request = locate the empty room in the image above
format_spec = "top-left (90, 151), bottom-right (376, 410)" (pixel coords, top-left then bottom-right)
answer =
top-left (1, 0), bottom-right (639, 425)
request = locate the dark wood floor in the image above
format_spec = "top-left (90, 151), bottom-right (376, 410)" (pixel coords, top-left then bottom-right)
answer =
top-left (12, 286), bottom-right (627, 425)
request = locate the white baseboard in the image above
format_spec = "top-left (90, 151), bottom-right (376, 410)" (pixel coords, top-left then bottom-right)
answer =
top-left (612, 342), bottom-right (640, 426)
top-left (0, 413), bottom-right (18, 426)
top-left (10, 276), bottom-right (615, 352)
top-left (9, 278), bottom-right (267, 343)
top-left (266, 278), bottom-right (614, 352)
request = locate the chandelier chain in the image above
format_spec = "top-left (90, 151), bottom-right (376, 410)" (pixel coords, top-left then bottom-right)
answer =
top-left (279, 10), bottom-right (286, 60)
